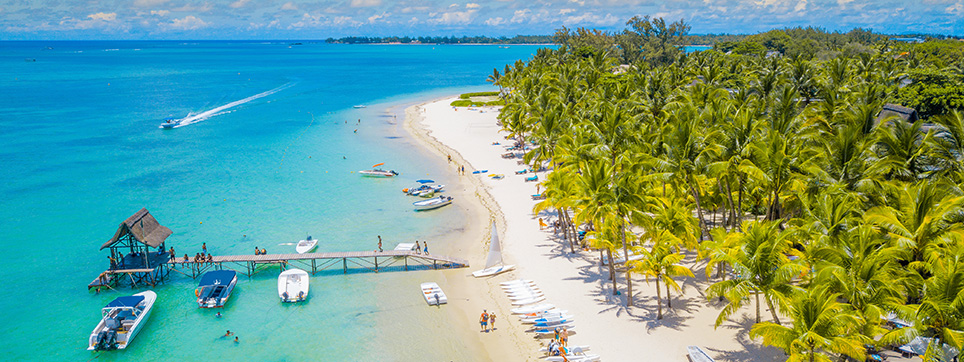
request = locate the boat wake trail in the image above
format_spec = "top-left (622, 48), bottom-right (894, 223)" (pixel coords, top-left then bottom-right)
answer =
top-left (168, 82), bottom-right (294, 128)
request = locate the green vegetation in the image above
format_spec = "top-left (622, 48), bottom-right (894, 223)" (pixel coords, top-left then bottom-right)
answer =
top-left (498, 17), bottom-right (964, 362)
top-left (451, 92), bottom-right (504, 107)
top-left (325, 35), bottom-right (553, 44)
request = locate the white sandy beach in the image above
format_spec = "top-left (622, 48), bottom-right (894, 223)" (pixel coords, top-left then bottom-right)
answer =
top-left (406, 96), bottom-right (789, 361)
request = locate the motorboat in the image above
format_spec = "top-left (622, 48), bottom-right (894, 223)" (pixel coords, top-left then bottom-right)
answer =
top-left (196, 270), bottom-right (238, 308)
top-left (421, 282), bottom-right (448, 306)
top-left (403, 180), bottom-right (445, 196)
top-left (359, 169), bottom-right (398, 177)
top-left (88, 291), bottom-right (157, 351)
top-left (472, 222), bottom-right (515, 277)
top-left (295, 236), bottom-right (318, 254)
top-left (353, 105), bottom-right (367, 109)
top-left (278, 268), bottom-right (309, 302)
top-left (159, 117), bottom-right (180, 129)
top-left (511, 303), bottom-right (555, 315)
top-left (413, 196), bottom-right (453, 211)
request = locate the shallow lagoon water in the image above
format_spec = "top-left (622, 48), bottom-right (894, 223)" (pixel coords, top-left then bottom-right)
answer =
top-left (0, 41), bottom-right (542, 361)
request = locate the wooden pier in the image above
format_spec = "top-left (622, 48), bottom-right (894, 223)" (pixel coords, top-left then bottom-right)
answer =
top-left (168, 250), bottom-right (469, 278)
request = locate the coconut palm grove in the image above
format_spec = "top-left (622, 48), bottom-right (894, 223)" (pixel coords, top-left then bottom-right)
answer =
top-left (493, 17), bottom-right (964, 362)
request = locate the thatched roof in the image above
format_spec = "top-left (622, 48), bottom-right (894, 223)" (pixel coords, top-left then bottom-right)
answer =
top-left (876, 103), bottom-right (919, 124)
top-left (101, 208), bottom-right (172, 250)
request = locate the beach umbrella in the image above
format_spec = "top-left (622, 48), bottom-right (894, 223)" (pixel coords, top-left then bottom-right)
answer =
top-left (372, 162), bottom-right (384, 168)
top-left (416, 179), bottom-right (435, 184)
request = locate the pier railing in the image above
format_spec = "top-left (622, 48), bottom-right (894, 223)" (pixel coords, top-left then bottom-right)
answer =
top-left (167, 250), bottom-right (469, 278)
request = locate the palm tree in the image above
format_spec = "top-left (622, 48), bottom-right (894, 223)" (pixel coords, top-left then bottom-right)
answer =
top-left (749, 285), bottom-right (868, 362)
top-left (632, 229), bottom-right (694, 319)
top-left (707, 220), bottom-right (805, 325)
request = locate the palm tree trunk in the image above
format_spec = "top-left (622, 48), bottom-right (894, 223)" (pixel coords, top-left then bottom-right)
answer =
top-left (765, 294), bottom-right (782, 325)
top-left (621, 220), bottom-right (633, 307)
top-left (688, 182), bottom-right (711, 241)
top-left (755, 290), bottom-right (761, 323)
top-left (665, 278), bottom-right (672, 309)
top-left (607, 249), bottom-right (617, 293)
top-left (737, 176), bottom-right (745, 230)
top-left (655, 275), bottom-right (663, 319)
top-left (723, 177), bottom-right (737, 229)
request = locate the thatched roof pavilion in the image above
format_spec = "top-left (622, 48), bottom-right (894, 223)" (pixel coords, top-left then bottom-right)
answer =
top-left (101, 208), bottom-right (171, 250)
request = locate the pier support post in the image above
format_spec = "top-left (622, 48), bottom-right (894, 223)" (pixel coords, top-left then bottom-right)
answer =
top-left (375, 257), bottom-right (378, 272)
top-left (312, 259), bottom-right (316, 275)
top-left (405, 257), bottom-right (408, 271)
top-left (343, 258), bottom-right (347, 274)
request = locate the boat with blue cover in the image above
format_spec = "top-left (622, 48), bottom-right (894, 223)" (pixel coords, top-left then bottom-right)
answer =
top-left (196, 270), bottom-right (238, 308)
top-left (88, 291), bottom-right (156, 351)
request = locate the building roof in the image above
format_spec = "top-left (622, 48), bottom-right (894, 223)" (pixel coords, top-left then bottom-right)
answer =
top-left (100, 208), bottom-right (172, 250)
top-left (876, 103), bottom-right (919, 124)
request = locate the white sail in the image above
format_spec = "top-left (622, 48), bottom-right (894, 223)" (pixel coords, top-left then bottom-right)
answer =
top-left (484, 222), bottom-right (503, 269)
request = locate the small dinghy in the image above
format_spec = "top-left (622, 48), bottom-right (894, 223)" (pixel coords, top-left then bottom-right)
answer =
top-left (421, 282), bottom-right (448, 306)
top-left (88, 291), bottom-right (156, 351)
top-left (413, 196), bottom-right (453, 211)
top-left (511, 295), bottom-right (546, 306)
top-left (511, 303), bottom-right (555, 315)
top-left (296, 236), bottom-right (318, 254)
top-left (278, 268), bottom-right (309, 302)
top-left (196, 270), bottom-right (238, 308)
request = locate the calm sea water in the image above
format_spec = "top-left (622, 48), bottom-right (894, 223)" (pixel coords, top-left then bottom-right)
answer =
top-left (0, 41), bottom-right (541, 361)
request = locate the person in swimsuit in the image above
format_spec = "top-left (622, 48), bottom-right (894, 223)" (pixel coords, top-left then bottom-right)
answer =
top-left (423, 242), bottom-right (429, 255)
top-left (480, 310), bottom-right (489, 331)
top-left (377, 235), bottom-right (383, 252)
top-left (415, 241), bottom-right (421, 255)
top-left (489, 312), bottom-right (496, 329)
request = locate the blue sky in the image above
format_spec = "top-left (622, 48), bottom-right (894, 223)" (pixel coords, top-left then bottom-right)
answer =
top-left (2, 0), bottom-right (962, 40)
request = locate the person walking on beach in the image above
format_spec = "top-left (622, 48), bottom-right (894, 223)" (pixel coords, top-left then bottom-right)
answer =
top-left (489, 312), bottom-right (496, 330)
top-left (480, 310), bottom-right (489, 332)
top-left (377, 235), bottom-right (383, 252)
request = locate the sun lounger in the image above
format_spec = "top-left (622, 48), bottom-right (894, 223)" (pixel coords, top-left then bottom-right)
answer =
top-left (687, 346), bottom-right (715, 362)
top-left (532, 194), bottom-right (546, 200)
top-left (515, 169), bottom-right (528, 174)
top-left (525, 175), bottom-right (538, 182)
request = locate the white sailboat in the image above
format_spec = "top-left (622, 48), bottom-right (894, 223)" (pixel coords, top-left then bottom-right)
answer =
top-left (472, 222), bottom-right (515, 277)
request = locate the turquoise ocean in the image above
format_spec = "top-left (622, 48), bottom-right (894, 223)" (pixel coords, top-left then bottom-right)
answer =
top-left (0, 41), bottom-right (542, 361)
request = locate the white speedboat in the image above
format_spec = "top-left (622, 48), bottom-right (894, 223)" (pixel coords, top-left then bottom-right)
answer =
top-left (296, 236), bottom-right (318, 254)
top-left (421, 282), bottom-right (448, 306)
top-left (359, 169), bottom-right (398, 177)
top-left (196, 270), bottom-right (237, 308)
top-left (413, 196), bottom-right (453, 211)
top-left (159, 117), bottom-right (180, 129)
top-left (353, 105), bottom-right (367, 109)
top-left (278, 268), bottom-right (309, 302)
top-left (360, 162), bottom-right (397, 177)
top-left (88, 291), bottom-right (156, 351)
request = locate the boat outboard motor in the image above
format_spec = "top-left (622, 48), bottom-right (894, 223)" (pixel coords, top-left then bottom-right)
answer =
top-left (95, 321), bottom-right (119, 351)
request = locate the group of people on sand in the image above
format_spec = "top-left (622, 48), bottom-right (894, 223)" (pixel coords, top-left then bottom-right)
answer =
top-left (479, 310), bottom-right (497, 332)
top-left (543, 327), bottom-right (570, 359)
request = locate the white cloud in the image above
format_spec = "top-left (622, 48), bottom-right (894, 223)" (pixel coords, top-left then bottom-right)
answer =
top-left (428, 9), bottom-right (477, 25)
top-left (466, 3), bottom-right (481, 9)
top-left (351, 0), bottom-right (381, 7)
top-left (564, 12), bottom-right (619, 26)
top-left (281, 2), bottom-right (298, 11)
top-left (230, 0), bottom-right (250, 9)
top-left (88, 12), bottom-right (116, 21)
top-left (368, 12), bottom-right (389, 23)
top-left (947, 2), bottom-right (964, 14)
top-left (150, 10), bottom-right (169, 16)
top-left (510, 9), bottom-right (530, 23)
top-left (795, 0), bottom-right (807, 12)
top-left (559, 8), bottom-right (576, 15)
top-left (167, 15), bottom-right (208, 30)
top-left (484, 17), bottom-right (505, 26)
top-left (134, 0), bottom-right (169, 8)
top-left (171, 4), bottom-right (213, 12)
